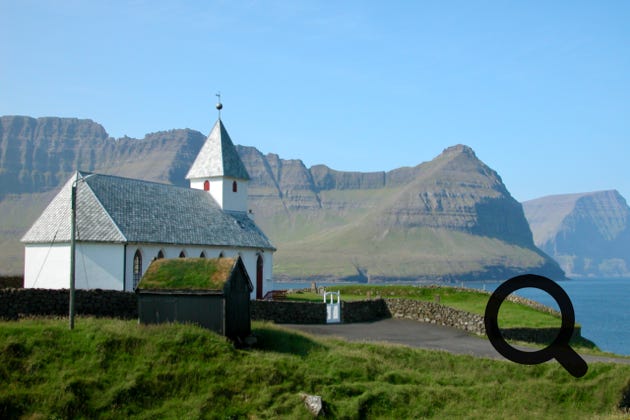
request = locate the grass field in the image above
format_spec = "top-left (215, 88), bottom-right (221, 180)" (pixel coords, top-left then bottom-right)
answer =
top-left (1, 317), bottom-right (629, 419)
top-left (286, 285), bottom-right (564, 329)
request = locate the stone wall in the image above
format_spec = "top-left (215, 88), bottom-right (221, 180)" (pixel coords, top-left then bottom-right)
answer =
top-left (0, 289), bottom-right (580, 346)
top-left (384, 298), bottom-right (485, 334)
top-left (0, 288), bottom-right (137, 319)
top-left (0, 276), bottom-right (23, 289)
top-left (341, 299), bottom-right (390, 323)
top-left (500, 327), bottom-right (582, 344)
top-left (251, 300), bottom-right (326, 324)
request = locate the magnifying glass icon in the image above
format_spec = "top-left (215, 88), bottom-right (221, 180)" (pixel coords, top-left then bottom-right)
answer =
top-left (484, 274), bottom-right (588, 378)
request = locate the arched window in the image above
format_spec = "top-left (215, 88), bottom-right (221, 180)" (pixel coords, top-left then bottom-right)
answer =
top-left (199, 251), bottom-right (206, 258)
top-left (133, 250), bottom-right (142, 289)
top-left (179, 250), bottom-right (186, 258)
top-left (203, 180), bottom-right (210, 191)
top-left (157, 250), bottom-right (164, 259)
top-left (218, 252), bottom-right (224, 258)
top-left (232, 181), bottom-right (238, 192)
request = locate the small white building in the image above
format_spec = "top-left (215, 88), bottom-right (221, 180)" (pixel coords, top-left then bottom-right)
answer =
top-left (21, 118), bottom-right (275, 299)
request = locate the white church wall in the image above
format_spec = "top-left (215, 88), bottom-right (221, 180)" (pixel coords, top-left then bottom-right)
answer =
top-left (24, 243), bottom-right (71, 289)
top-left (189, 177), bottom-right (248, 212)
top-left (124, 244), bottom-right (271, 297)
top-left (74, 243), bottom-right (124, 290)
top-left (190, 177), bottom-right (226, 209)
top-left (221, 177), bottom-right (248, 213)
top-left (24, 243), bottom-right (124, 290)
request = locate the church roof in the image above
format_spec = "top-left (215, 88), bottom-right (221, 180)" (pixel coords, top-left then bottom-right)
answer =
top-left (185, 119), bottom-right (250, 181)
top-left (22, 172), bottom-right (274, 250)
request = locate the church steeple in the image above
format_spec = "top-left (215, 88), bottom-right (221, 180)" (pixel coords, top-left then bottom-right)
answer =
top-left (186, 103), bottom-right (250, 212)
top-left (186, 119), bottom-right (250, 181)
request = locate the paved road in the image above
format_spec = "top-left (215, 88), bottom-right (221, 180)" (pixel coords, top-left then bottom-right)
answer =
top-left (282, 318), bottom-right (630, 365)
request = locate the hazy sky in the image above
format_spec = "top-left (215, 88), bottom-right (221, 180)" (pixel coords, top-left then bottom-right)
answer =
top-left (1, 1), bottom-right (628, 202)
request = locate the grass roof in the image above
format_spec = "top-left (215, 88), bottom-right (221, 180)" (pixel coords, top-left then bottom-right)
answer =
top-left (138, 257), bottom-right (236, 291)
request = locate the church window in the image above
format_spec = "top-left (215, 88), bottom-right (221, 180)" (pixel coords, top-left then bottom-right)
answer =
top-left (232, 181), bottom-right (238, 192)
top-left (179, 250), bottom-right (186, 258)
top-left (157, 250), bottom-right (164, 259)
top-left (203, 180), bottom-right (210, 191)
top-left (200, 251), bottom-right (206, 258)
top-left (133, 250), bottom-right (142, 289)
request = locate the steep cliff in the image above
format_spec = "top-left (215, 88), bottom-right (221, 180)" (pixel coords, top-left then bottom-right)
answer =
top-left (523, 191), bottom-right (630, 278)
top-left (0, 115), bottom-right (564, 281)
top-left (0, 116), bottom-right (206, 197)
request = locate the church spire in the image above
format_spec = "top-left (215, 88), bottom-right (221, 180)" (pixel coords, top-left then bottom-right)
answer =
top-left (185, 119), bottom-right (250, 181)
top-left (186, 100), bottom-right (250, 212)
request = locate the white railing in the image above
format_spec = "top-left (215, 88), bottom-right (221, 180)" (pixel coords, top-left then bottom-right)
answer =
top-left (324, 290), bottom-right (341, 323)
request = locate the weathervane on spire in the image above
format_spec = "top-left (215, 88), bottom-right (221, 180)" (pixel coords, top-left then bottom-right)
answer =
top-left (216, 92), bottom-right (223, 120)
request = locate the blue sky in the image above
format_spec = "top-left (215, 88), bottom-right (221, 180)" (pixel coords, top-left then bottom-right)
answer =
top-left (1, 1), bottom-right (628, 202)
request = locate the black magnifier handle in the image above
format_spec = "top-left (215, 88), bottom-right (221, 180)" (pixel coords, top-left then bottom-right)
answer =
top-left (555, 345), bottom-right (588, 378)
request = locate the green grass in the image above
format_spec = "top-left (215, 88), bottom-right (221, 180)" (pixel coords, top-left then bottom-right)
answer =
top-left (138, 258), bottom-right (235, 290)
top-left (286, 285), bottom-right (563, 329)
top-left (1, 317), bottom-right (629, 419)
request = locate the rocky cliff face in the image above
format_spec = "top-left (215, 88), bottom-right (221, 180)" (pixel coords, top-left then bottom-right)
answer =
top-left (523, 191), bottom-right (630, 278)
top-left (0, 115), bottom-right (564, 281)
top-left (237, 143), bottom-right (563, 282)
top-left (0, 116), bottom-right (206, 197)
top-left (239, 145), bottom-right (535, 244)
top-left (378, 145), bottom-right (534, 246)
top-left (0, 116), bottom-right (111, 195)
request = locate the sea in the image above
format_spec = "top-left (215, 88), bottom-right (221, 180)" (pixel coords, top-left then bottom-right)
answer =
top-left (272, 277), bottom-right (630, 356)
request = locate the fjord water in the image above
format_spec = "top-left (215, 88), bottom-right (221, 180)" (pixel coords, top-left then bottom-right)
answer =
top-left (469, 277), bottom-right (630, 356)
top-left (275, 277), bottom-right (630, 355)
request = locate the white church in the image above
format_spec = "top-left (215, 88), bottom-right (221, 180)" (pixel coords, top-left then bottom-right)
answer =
top-left (21, 116), bottom-right (275, 299)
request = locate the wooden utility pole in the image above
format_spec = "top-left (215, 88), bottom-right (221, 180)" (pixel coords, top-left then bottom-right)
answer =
top-left (69, 172), bottom-right (78, 330)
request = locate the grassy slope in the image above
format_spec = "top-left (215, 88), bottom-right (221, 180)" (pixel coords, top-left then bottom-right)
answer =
top-left (259, 184), bottom-right (547, 280)
top-left (286, 285), bottom-right (562, 329)
top-left (274, 225), bottom-right (547, 279)
top-left (1, 318), bottom-right (629, 419)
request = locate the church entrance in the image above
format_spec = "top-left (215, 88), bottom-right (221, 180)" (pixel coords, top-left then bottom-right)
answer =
top-left (256, 255), bottom-right (263, 299)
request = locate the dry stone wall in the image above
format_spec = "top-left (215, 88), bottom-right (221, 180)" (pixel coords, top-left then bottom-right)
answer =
top-left (250, 300), bottom-right (326, 324)
top-left (341, 299), bottom-right (390, 323)
top-left (384, 298), bottom-right (485, 334)
top-left (0, 288), bottom-right (579, 345)
top-left (0, 288), bottom-right (137, 319)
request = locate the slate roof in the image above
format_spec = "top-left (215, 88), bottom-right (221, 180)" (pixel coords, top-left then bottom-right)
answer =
top-left (185, 119), bottom-right (250, 180)
top-left (22, 172), bottom-right (275, 250)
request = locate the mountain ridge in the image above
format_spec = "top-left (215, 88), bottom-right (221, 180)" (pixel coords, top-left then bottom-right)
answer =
top-left (0, 115), bottom-right (564, 281)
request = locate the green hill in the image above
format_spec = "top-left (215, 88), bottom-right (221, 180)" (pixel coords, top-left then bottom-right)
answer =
top-left (1, 317), bottom-right (628, 419)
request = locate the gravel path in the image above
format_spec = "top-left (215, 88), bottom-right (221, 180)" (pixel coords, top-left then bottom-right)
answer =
top-left (281, 318), bottom-right (630, 365)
